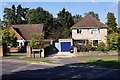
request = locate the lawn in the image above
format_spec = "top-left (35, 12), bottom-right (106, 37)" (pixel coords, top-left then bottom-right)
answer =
top-left (77, 55), bottom-right (119, 62)
top-left (6, 52), bottom-right (50, 63)
top-left (16, 57), bottom-right (50, 63)
top-left (77, 55), bottom-right (120, 69)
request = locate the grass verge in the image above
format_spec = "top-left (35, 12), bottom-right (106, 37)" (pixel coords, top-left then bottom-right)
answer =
top-left (6, 53), bottom-right (26, 56)
top-left (77, 55), bottom-right (120, 69)
top-left (16, 57), bottom-right (50, 63)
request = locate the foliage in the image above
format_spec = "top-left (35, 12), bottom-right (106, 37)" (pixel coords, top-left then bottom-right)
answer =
top-left (2, 29), bottom-right (17, 47)
top-left (57, 8), bottom-right (74, 29)
top-left (96, 42), bottom-right (106, 51)
top-left (3, 5), bottom-right (29, 25)
top-left (85, 42), bottom-right (93, 51)
top-left (26, 7), bottom-right (53, 38)
top-left (29, 33), bottom-right (44, 49)
top-left (107, 33), bottom-right (119, 50)
top-left (29, 33), bottom-right (50, 50)
top-left (72, 14), bottom-right (83, 23)
top-left (50, 8), bottom-right (74, 39)
top-left (0, 19), bottom-right (3, 29)
top-left (84, 11), bottom-right (100, 21)
top-left (106, 12), bottom-right (117, 34)
top-left (50, 27), bottom-right (72, 39)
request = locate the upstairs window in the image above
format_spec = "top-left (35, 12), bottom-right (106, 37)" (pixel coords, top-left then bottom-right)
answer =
top-left (77, 29), bottom-right (82, 34)
top-left (91, 28), bottom-right (100, 34)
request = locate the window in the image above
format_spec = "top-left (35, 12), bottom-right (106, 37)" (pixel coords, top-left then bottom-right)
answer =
top-left (91, 28), bottom-right (100, 34)
top-left (93, 40), bottom-right (98, 46)
top-left (77, 29), bottom-right (82, 34)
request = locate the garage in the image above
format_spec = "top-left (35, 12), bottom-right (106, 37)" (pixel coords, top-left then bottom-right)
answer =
top-left (59, 39), bottom-right (73, 52)
top-left (61, 42), bottom-right (71, 52)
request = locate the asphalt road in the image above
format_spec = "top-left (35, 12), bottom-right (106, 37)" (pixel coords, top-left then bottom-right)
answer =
top-left (1, 57), bottom-right (120, 80)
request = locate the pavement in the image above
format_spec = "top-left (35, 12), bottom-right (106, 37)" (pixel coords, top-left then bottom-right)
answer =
top-left (1, 56), bottom-right (120, 80)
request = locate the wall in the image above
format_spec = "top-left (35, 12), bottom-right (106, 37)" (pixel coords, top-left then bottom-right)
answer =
top-left (72, 28), bottom-right (107, 43)
top-left (8, 47), bottom-right (19, 52)
top-left (75, 51), bottom-right (118, 57)
top-left (0, 46), bottom-right (3, 57)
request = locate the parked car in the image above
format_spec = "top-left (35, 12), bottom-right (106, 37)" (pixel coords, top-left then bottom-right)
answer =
top-left (69, 46), bottom-right (74, 53)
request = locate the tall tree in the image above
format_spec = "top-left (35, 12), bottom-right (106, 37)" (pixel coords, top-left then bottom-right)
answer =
top-left (107, 33), bottom-right (119, 50)
top-left (11, 5), bottom-right (16, 24)
top-left (26, 7), bottom-right (53, 38)
top-left (73, 14), bottom-right (83, 23)
top-left (106, 12), bottom-right (117, 34)
top-left (16, 5), bottom-right (23, 24)
top-left (57, 8), bottom-right (74, 29)
top-left (84, 11), bottom-right (100, 21)
top-left (3, 8), bottom-right (12, 25)
top-left (3, 5), bottom-right (29, 25)
top-left (22, 8), bottom-right (29, 24)
top-left (50, 8), bottom-right (74, 39)
top-left (0, 19), bottom-right (2, 29)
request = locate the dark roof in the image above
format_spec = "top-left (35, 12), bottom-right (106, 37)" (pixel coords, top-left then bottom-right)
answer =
top-left (71, 15), bottom-right (107, 29)
top-left (11, 24), bottom-right (43, 40)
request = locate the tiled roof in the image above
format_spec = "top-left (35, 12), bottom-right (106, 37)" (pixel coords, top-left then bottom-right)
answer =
top-left (11, 24), bottom-right (43, 40)
top-left (71, 15), bottom-right (107, 29)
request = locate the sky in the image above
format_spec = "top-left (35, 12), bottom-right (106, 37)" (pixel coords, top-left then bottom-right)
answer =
top-left (0, 0), bottom-right (119, 24)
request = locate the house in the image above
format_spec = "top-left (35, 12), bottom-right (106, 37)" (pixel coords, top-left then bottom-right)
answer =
top-left (71, 15), bottom-right (108, 46)
top-left (10, 24), bottom-right (44, 47)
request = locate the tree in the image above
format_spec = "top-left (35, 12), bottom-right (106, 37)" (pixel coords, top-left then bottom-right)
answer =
top-left (0, 19), bottom-right (3, 29)
top-left (84, 11), bottom-right (100, 21)
top-left (26, 7), bottom-right (53, 38)
top-left (106, 12), bottom-right (117, 34)
top-left (2, 29), bottom-right (17, 47)
top-left (50, 8), bottom-right (74, 39)
top-left (57, 8), bottom-right (74, 29)
top-left (3, 5), bottom-right (29, 25)
top-left (73, 14), bottom-right (83, 23)
top-left (107, 33), bottom-right (119, 50)
top-left (11, 5), bottom-right (16, 24)
top-left (3, 8), bottom-right (13, 25)
top-left (16, 5), bottom-right (23, 24)
top-left (29, 33), bottom-right (44, 49)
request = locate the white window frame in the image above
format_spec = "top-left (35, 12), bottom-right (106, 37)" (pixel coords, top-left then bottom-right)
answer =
top-left (91, 28), bottom-right (100, 34)
top-left (77, 29), bottom-right (82, 34)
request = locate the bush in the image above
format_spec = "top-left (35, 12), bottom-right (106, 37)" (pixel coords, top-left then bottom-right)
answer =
top-left (96, 42), bottom-right (106, 51)
top-left (74, 42), bottom-right (96, 52)
top-left (85, 42), bottom-right (92, 51)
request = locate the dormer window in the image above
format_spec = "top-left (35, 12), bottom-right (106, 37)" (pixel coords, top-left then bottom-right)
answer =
top-left (77, 29), bottom-right (82, 34)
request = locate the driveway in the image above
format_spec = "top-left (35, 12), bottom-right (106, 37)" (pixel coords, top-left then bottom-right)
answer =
top-left (1, 56), bottom-right (120, 80)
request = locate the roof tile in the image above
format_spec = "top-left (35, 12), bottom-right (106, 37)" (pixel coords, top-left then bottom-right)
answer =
top-left (71, 15), bottom-right (107, 29)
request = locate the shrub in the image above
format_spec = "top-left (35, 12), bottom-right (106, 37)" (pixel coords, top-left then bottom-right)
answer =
top-left (96, 42), bottom-right (106, 51)
top-left (85, 42), bottom-right (92, 51)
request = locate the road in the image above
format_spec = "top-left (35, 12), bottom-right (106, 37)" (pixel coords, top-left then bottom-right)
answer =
top-left (1, 57), bottom-right (120, 80)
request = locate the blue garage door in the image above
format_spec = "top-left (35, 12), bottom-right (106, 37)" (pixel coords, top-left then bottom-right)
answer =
top-left (61, 42), bottom-right (71, 52)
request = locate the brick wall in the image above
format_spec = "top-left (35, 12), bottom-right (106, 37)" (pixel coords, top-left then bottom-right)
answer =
top-left (8, 47), bottom-right (19, 52)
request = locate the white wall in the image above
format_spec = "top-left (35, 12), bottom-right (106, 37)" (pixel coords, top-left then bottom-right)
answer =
top-left (17, 40), bottom-right (24, 47)
top-left (72, 28), bottom-right (107, 43)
